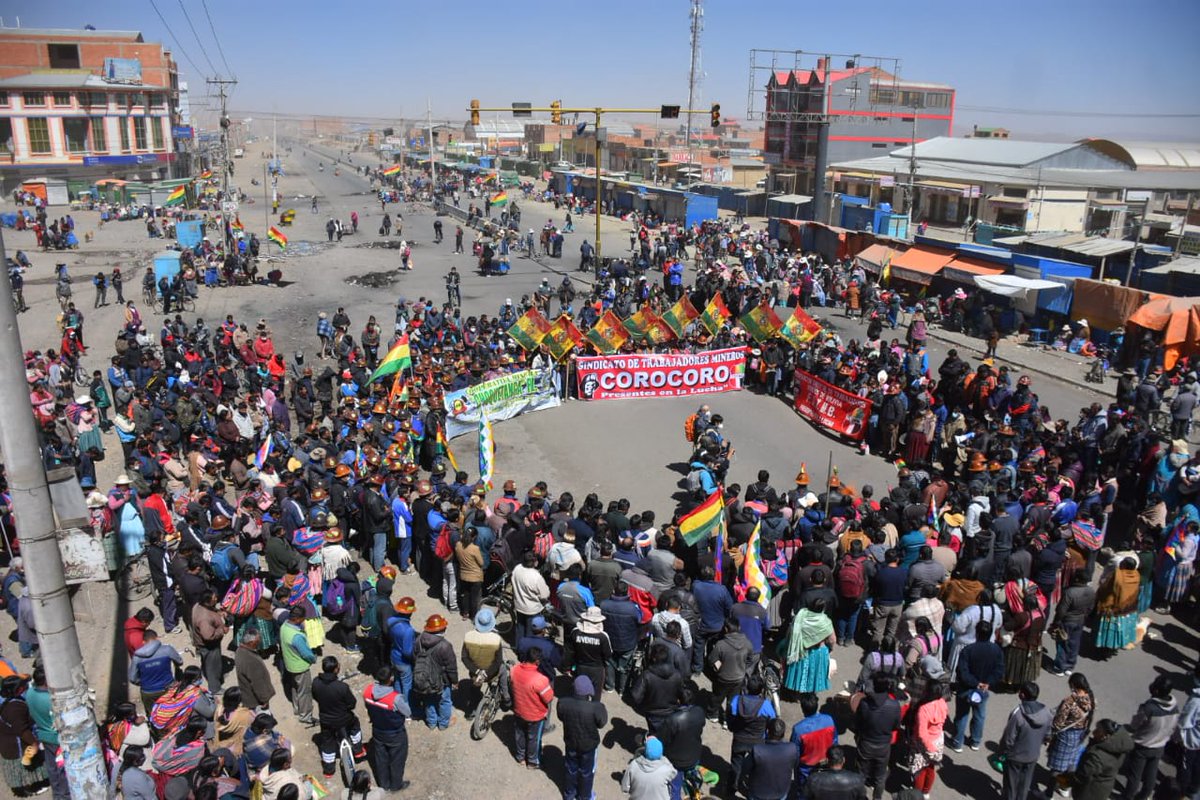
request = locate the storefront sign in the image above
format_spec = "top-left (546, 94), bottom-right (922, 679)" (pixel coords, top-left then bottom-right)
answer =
top-left (576, 347), bottom-right (746, 401)
top-left (443, 368), bottom-right (561, 438)
top-left (83, 153), bottom-right (166, 167)
top-left (793, 370), bottom-right (871, 441)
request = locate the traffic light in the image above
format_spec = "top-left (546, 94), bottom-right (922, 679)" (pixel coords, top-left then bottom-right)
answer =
top-left (710, 103), bottom-right (721, 128)
top-left (550, 100), bottom-right (562, 125)
top-left (470, 99), bottom-right (480, 126)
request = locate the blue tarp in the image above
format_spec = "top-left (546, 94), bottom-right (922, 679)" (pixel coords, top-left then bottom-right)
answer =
top-left (685, 193), bottom-right (718, 228)
top-left (176, 220), bottom-right (203, 249)
top-left (153, 251), bottom-right (182, 289)
top-left (1012, 254), bottom-right (1091, 315)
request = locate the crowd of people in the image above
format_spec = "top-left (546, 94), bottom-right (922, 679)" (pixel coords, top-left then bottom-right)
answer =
top-left (2, 187), bottom-right (1200, 800)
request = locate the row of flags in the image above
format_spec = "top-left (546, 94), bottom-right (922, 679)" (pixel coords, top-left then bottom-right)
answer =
top-left (503, 296), bottom-right (824, 360)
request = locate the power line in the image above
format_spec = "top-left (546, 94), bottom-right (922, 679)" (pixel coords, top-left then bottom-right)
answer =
top-left (201, 0), bottom-right (234, 78)
top-left (959, 105), bottom-right (1200, 119)
top-left (176, 0), bottom-right (219, 75)
top-left (147, 0), bottom-right (205, 77)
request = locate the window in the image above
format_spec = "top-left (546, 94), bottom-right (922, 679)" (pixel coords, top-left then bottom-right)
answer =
top-left (22, 92), bottom-right (45, 107)
top-left (926, 93), bottom-right (951, 109)
top-left (90, 117), bottom-right (107, 152)
top-left (898, 91), bottom-right (925, 108)
top-left (26, 118), bottom-right (51, 154)
top-left (872, 142), bottom-right (889, 149)
top-left (148, 93), bottom-right (165, 110)
top-left (150, 117), bottom-right (163, 150)
top-left (0, 119), bottom-right (11, 153)
top-left (47, 43), bottom-right (81, 69)
top-left (133, 116), bottom-right (147, 150)
top-left (1002, 187), bottom-right (1029, 198)
top-left (52, 92), bottom-right (72, 107)
top-left (86, 92), bottom-right (107, 109)
top-left (870, 87), bottom-right (895, 105)
top-left (63, 118), bottom-right (89, 153)
top-left (0, 93), bottom-right (8, 107)
top-left (114, 93), bottom-right (127, 107)
top-left (130, 93), bottom-right (146, 107)
top-left (119, 118), bottom-right (130, 152)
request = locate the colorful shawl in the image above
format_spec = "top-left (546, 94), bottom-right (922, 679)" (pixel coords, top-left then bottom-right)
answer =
top-left (149, 683), bottom-right (202, 736)
top-left (784, 608), bottom-right (834, 664)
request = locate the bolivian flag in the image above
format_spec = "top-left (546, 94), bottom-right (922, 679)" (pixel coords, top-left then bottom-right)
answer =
top-left (382, 165), bottom-right (401, 177)
top-left (778, 306), bottom-right (823, 348)
top-left (198, 170), bottom-right (213, 180)
top-left (267, 226), bottom-right (288, 250)
top-left (506, 309), bottom-right (552, 352)
top-left (699, 294), bottom-right (731, 335)
top-left (230, 218), bottom-right (244, 233)
top-left (164, 185), bottom-right (186, 207)
top-left (585, 310), bottom-right (628, 354)
top-left (679, 489), bottom-right (725, 546)
top-left (369, 333), bottom-right (412, 383)
top-left (661, 295), bottom-right (701, 339)
top-left (739, 302), bottom-right (783, 343)
top-left (490, 191), bottom-right (508, 206)
top-left (544, 314), bottom-right (583, 361)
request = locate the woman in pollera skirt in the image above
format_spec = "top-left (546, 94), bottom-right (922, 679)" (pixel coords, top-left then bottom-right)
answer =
top-left (1043, 673), bottom-right (1095, 796)
top-left (780, 597), bottom-right (835, 694)
top-left (1095, 557), bottom-right (1141, 652)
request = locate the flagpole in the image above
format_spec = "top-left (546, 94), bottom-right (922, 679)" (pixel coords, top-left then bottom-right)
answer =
top-left (823, 450), bottom-right (834, 517)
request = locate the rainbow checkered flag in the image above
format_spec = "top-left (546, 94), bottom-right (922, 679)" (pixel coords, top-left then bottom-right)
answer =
top-left (737, 521), bottom-right (771, 608)
top-left (478, 413), bottom-right (495, 490)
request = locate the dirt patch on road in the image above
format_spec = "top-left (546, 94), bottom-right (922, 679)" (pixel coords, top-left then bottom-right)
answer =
top-left (345, 270), bottom-right (400, 288)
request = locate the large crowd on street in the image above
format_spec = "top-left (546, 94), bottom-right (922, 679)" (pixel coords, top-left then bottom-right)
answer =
top-left (1, 193), bottom-right (1199, 800)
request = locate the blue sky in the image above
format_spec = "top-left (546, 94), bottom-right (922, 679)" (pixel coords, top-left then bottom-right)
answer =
top-left (7, 0), bottom-right (1200, 140)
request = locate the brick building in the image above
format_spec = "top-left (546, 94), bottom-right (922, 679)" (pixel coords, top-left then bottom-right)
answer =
top-left (0, 27), bottom-right (183, 195)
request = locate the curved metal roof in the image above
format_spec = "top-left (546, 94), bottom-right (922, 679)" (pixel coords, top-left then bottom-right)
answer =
top-left (1081, 139), bottom-right (1200, 170)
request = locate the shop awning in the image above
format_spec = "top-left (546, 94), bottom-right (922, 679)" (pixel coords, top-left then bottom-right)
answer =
top-left (987, 195), bottom-right (1029, 208)
top-left (942, 256), bottom-right (1005, 284)
top-left (974, 274), bottom-right (1065, 298)
top-left (889, 246), bottom-right (955, 285)
top-left (918, 179), bottom-right (970, 192)
top-left (854, 243), bottom-right (896, 272)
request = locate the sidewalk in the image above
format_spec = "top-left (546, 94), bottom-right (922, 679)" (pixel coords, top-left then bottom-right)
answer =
top-left (925, 324), bottom-right (1109, 396)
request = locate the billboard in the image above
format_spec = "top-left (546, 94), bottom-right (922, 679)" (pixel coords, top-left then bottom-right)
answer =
top-left (103, 57), bottom-right (143, 84)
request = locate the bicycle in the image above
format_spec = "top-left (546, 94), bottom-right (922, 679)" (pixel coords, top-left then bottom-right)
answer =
top-left (469, 660), bottom-right (512, 741)
top-left (480, 573), bottom-right (514, 637)
top-left (142, 283), bottom-right (157, 308)
top-left (115, 550), bottom-right (153, 602)
top-left (333, 725), bottom-right (357, 787)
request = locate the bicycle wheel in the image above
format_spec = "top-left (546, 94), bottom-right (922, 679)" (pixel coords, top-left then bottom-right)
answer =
top-left (338, 738), bottom-right (355, 787)
top-left (470, 687), bottom-right (498, 740)
top-left (117, 554), bottom-right (153, 602)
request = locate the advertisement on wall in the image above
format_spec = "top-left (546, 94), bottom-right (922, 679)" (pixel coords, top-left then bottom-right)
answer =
top-left (576, 347), bottom-right (747, 401)
top-left (793, 370), bottom-right (871, 441)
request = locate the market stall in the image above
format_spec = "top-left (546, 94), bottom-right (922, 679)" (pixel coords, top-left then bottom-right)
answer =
top-left (1126, 295), bottom-right (1200, 371)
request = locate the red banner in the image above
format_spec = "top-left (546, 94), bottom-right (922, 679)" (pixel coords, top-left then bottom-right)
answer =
top-left (793, 370), bottom-right (872, 440)
top-left (576, 347), bottom-right (747, 401)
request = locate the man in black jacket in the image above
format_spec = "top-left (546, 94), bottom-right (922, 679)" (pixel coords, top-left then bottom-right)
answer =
top-left (311, 656), bottom-right (364, 777)
top-left (630, 643), bottom-right (683, 734)
top-left (1050, 571), bottom-right (1096, 676)
top-left (742, 718), bottom-right (800, 800)
top-left (600, 581), bottom-right (643, 693)
top-left (656, 683), bottom-right (706, 799)
top-left (803, 745), bottom-right (867, 799)
top-left (951, 621), bottom-right (1004, 752)
top-left (854, 677), bottom-right (902, 800)
top-left (556, 675), bottom-right (607, 800)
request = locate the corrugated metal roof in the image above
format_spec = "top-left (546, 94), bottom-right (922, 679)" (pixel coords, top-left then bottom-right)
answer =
top-left (1083, 139), bottom-right (1200, 170)
top-left (0, 28), bottom-right (143, 39)
top-left (769, 194), bottom-right (813, 204)
top-left (1143, 257), bottom-right (1200, 275)
top-left (891, 137), bottom-right (1084, 168)
top-left (1022, 232), bottom-right (1137, 257)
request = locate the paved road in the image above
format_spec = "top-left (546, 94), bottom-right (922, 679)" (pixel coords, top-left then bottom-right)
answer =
top-left (2, 147), bottom-right (1194, 799)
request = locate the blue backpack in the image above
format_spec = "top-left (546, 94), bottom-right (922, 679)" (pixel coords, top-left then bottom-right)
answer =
top-left (210, 544), bottom-right (236, 581)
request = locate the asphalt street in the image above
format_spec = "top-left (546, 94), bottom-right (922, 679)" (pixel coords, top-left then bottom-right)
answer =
top-left (2, 146), bottom-right (1195, 798)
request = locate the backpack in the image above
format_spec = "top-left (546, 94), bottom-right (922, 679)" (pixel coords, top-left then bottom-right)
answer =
top-left (412, 641), bottom-right (442, 694)
top-left (686, 468), bottom-right (705, 495)
top-left (323, 577), bottom-right (349, 617)
top-left (684, 413), bottom-right (698, 442)
top-left (532, 527), bottom-right (554, 560)
top-left (433, 525), bottom-right (454, 561)
top-left (210, 544), bottom-right (237, 582)
top-left (836, 554), bottom-right (867, 600)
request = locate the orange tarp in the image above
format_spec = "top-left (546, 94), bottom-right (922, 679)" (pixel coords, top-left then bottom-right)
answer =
top-left (1127, 296), bottom-right (1200, 371)
top-left (889, 246), bottom-right (955, 286)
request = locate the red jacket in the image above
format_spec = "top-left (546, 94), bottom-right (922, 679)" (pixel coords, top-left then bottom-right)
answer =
top-left (124, 617), bottom-right (148, 657)
top-left (510, 661), bottom-right (553, 722)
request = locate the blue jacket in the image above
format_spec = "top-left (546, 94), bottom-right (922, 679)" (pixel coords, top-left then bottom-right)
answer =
top-left (898, 530), bottom-right (926, 569)
top-left (600, 593), bottom-right (643, 653)
top-left (387, 616), bottom-right (416, 666)
top-left (128, 638), bottom-right (182, 693)
top-left (693, 579), bottom-right (733, 633)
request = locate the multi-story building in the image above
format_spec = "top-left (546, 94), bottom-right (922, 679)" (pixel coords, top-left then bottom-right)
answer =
top-left (764, 59), bottom-right (954, 197)
top-left (0, 27), bottom-right (181, 194)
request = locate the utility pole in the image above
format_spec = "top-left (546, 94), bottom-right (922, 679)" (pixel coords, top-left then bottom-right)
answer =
top-left (0, 229), bottom-right (107, 797)
top-left (906, 108), bottom-right (918, 233)
top-left (685, 0), bottom-right (703, 187)
top-left (207, 77), bottom-right (238, 256)
top-left (427, 99), bottom-right (436, 187)
top-left (1175, 194), bottom-right (1195, 259)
